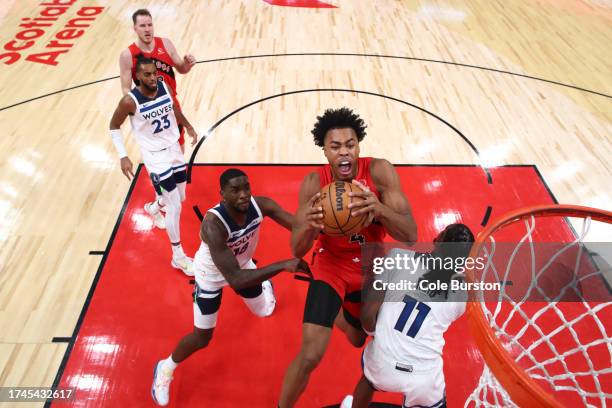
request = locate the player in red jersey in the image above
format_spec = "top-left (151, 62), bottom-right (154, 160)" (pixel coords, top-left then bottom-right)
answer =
top-left (119, 9), bottom-right (195, 141)
top-left (118, 9), bottom-right (196, 229)
top-left (278, 107), bottom-right (418, 407)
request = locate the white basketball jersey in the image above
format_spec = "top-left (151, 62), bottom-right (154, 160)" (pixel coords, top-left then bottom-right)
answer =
top-left (371, 249), bottom-right (466, 367)
top-left (127, 80), bottom-right (179, 152)
top-left (193, 197), bottom-right (263, 286)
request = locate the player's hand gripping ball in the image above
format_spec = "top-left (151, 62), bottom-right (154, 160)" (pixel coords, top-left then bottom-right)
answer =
top-left (315, 181), bottom-right (367, 237)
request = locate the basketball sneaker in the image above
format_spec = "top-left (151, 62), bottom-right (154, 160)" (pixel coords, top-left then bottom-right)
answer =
top-left (151, 360), bottom-right (173, 406)
top-left (171, 254), bottom-right (194, 276)
top-left (340, 395), bottom-right (353, 408)
top-left (261, 279), bottom-right (276, 316)
top-left (144, 202), bottom-right (166, 230)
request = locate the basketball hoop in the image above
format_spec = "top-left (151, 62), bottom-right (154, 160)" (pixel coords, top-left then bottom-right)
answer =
top-left (464, 205), bottom-right (612, 407)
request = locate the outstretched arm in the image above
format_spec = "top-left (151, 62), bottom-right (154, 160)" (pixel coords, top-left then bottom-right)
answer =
top-left (349, 159), bottom-right (417, 243)
top-left (202, 214), bottom-right (310, 290)
top-left (290, 172), bottom-right (324, 258)
top-left (256, 196), bottom-right (293, 231)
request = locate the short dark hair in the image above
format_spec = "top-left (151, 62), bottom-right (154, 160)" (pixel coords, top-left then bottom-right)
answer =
top-left (220, 168), bottom-right (247, 189)
top-left (132, 9), bottom-right (152, 24)
top-left (135, 55), bottom-right (154, 72)
top-left (420, 223), bottom-right (475, 298)
top-left (311, 107), bottom-right (367, 147)
top-left (435, 223), bottom-right (475, 260)
top-left (440, 223), bottom-right (474, 243)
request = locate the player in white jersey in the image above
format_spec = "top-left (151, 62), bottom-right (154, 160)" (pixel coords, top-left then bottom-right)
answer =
top-left (109, 56), bottom-right (198, 276)
top-left (151, 169), bottom-right (311, 406)
top-left (341, 223), bottom-right (474, 408)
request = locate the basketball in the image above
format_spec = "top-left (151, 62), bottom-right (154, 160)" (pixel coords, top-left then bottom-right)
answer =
top-left (315, 181), bottom-right (368, 237)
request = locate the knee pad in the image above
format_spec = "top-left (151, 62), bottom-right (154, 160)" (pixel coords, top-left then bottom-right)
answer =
top-left (242, 283), bottom-right (275, 317)
top-left (193, 285), bottom-right (223, 330)
top-left (162, 185), bottom-right (182, 213)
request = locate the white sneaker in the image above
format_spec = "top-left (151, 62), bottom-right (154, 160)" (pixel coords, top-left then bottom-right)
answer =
top-left (340, 395), bottom-right (353, 408)
top-left (261, 279), bottom-right (276, 316)
top-left (151, 360), bottom-right (173, 406)
top-left (144, 202), bottom-right (166, 230)
top-left (171, 255), bottom-right (194, 276)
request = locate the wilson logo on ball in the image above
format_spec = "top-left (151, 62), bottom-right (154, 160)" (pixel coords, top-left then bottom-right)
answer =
top-left (335, 181), bottom-right (346, 211)
top-left (316, 181), bottom-right (367, 237)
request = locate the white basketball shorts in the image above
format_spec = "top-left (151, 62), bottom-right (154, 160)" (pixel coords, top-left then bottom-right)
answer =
top-left (362, 341), bottom-right (446, 408)
top-left (141, 142), bottom-right (186, 182)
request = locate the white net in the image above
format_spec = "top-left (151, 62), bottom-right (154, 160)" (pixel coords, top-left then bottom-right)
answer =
top-left (465, 213), bottom-right (612, 408)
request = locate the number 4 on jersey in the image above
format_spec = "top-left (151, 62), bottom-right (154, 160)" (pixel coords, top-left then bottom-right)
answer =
top-left (349, 233), bottom-right (365, 245)
top-left (394, 294), bottom-right (431, 338)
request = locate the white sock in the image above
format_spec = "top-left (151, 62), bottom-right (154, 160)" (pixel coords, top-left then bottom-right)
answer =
top-left (163, 355), bottom-right (178, 372)
top-left (172, 244), bottom-right (185, 258)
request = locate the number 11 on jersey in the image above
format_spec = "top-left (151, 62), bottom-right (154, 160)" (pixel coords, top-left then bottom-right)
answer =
top-left (394, 294), bottom-right (431, 338)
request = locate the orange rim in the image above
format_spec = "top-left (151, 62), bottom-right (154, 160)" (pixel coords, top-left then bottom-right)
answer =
top-left (465, 204), bottom-right (612, 407)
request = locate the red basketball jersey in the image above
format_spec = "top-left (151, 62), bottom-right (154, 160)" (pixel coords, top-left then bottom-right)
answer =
top-left (129, 37), bottom-right (177, 95)
top-left (315, 157), bottom-right (386, 254)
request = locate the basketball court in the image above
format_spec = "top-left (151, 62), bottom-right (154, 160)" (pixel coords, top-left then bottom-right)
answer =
top-left (0, 1), bottom-right (610, 407)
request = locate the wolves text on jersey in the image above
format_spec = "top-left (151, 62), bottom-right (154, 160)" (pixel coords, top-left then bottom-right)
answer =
top-left (142, 104), bottom-right (173, 120)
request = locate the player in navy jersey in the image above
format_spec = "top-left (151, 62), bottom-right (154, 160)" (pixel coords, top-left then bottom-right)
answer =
top-left (109, 57), bottom-right (198, 276)
top-left (151, 169), bottom-right (311, 406)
